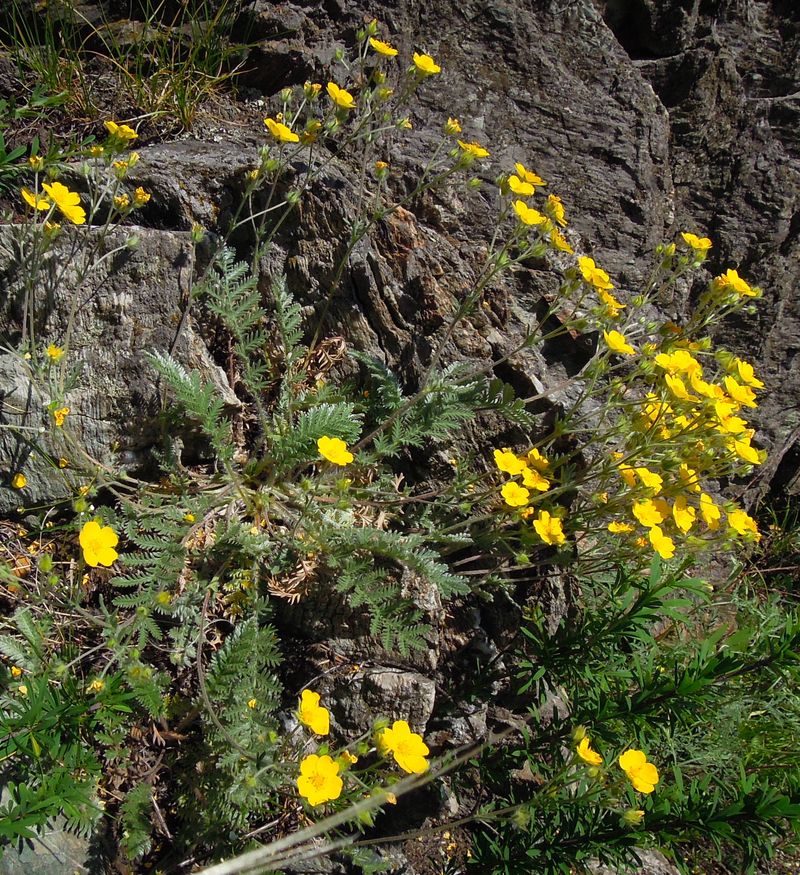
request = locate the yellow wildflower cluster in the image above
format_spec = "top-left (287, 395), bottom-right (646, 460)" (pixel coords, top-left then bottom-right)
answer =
top-left (493, 447), bottom-right (566, 546)
top-left (576, 734), bottom-right (660, 795)
top-left (293, 690), bottom-right (431, 808)
top-left (599, 331), bottom-right (764, 558)
top-left (506, 161), bottom-right (574, 254)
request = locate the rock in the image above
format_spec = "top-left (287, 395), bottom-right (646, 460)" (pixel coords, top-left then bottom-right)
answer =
top-left (590, 848), bottom-right (681, 875)
top-left (238, 41), bottom-right (318, 94)
top-left (328, 666), bottom-right (436, 736)
top-left (0, 784), bottom-right (93, 875)
top-left (276, 564), bottom-right (445, 674)
top-left (0, 225), bottom-right (237, 515)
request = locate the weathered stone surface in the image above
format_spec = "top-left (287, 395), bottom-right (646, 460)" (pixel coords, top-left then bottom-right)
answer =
top-left (590, 848), bottom-right (681, 875)
top-left (328, 666), bottom-right (436, 736)
top-left (276, 565), bottom-right (445, 674)
top-left (0, 226), bottom-right (237, 514)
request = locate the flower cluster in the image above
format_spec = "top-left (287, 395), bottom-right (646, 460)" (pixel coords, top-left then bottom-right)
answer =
top-left (506, 161), bottom-right (574, 254)
top-left (599, 339), bottom-right (765, 558)
top-left (493, 447), bottom-right (566, 546)
top-left (576, 733), bottom-right (660, 795)
top-left (294, 691), bottom-right (432, 809)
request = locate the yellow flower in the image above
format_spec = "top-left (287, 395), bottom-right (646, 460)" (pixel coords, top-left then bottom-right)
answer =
top-left (664, 374), bottom-right (698, 402)
top-left (21, 187), bottom-right (50, 211)
top-left (58, 457), bottom-right (69, 469)
top-left (699, 493), bottom-right (721, 530)
top-left (578, 256), bottom-right (613, 291)
top-left (444, 117), bottom-right (462, 135)
top-left (457, 140), bottom-right (490, 159)
top-left (17, 684), bottom-right (28, 696)
top-left (493, 448), bottom-right (526, 476)
top-left (28, 154), bottom-right (45, 171)
top-left (508, 174), bottom-right (534, 197)
top-left (369, 36), bottom-right (398, 56)
top-left (247, 698), bottom-right (257, 709)
top-left (723, 376), bottom-right (758, 408)
top-left (521, 466), bottom-right (550, 492)
top-left (598, 288), bottom-right (625, 317)
top-left (654, 349), bottom-right (701, 376)
top-left (549, 229), bottom-right (574, 254)
top-left (603, 330), bottom-right (635, 356)
top-left (733, 358), bottom-right (764, 388)
top-left (513, 200), bottom-right (546, 226)
top-left (301, 120), bottom-right (323, 144)
top-left (619, 749), bottom-right (659, 794)
top-left (672, 496), bottom-right (696, 533)
top-left (728, 508), bottom-right (760, 541)
top-left (87, 678), bottom-right (105, 694)
top-left (41, 181), bottom-right (85, 225)
top-left (385, 792), bottom-right (397, 804)
top-left (89, 145), bottom-right (104, 157)
top-left (52, 406), bottom-right (69, 427)
top-left (374, 160), bottom-right (389, 174)
top-left (264, 117), bottom-right (300, 142)
top-left (608, 521), bottom-right (634, 533)
top-left (318, 436), bottom-right (354, 465)
top-left (298, 689), bottom-right (330, 735)
top-left (104, 120), bottom-right (137, 141)
top-left (681, 232), bottom-right (712, 252)
top-left (79, 520), bottom-right (120, 568)
top-left (327, 81), bottom-right (356, 110)
top-left (10, 666), bottom-right (23, 678)
top-left (412, 52), bottom-right (441, 75)
top-left (632, 499), bottom-right (666, 528)
top-left (678, 464), bottom-right (701, 493)
top-left (533, 509), bottom-right (566, 546)
top-left (714, 268), bottom-right (757, 297)
top-left (576, 736), bottom-right (603, 765)
top-left (304, 81), bottom-right (322, 99)
top-left (514, 163), bottom-right (546, 187)
top-left (340, 750), bottom-right (359, 765)
top-left (526, 448), bottom-right (550, 471)
top-left (114, 194), bottom-right (130, 210)
top-left (46, 343), bottom-right (64, 361)
top-left (729, 437), bottom-right (762, 465)
top-left (648, 525), bottom-right (675, 559)
top-left (624, 808), bottom-right (646, 825)
top-left (635, 467), bottom-right (662, 493)
top-left (183, 512), bottom-right (195, 523)
top-left (297, 754), bottom-right (343, 806)
top-left (501, 481), bottom-right (530, 507)
top-left (133, 187), bottom-right (151, 205)
top-left (11, 472), bottom-right (27, 489)
top-left (545, 194), bottom-right (567, 227)
top-left (617, 462), bottom-right (636, 488)
top-left (379, 720), bottom-right (430, 773)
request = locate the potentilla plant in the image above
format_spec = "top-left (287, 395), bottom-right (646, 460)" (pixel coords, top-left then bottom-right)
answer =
top-left (0, 15), bottom-right (786, 875)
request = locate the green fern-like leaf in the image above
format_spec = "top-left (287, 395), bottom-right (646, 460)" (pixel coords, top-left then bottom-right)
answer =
top-left (119, 782), bottom-right (153, 861)
top-left (146, 350), bottom-right (234, 463)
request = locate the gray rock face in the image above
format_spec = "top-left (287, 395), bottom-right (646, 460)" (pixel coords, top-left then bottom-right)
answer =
top-left (0, 226), bottom-right (236, 515)
top-left (590, 848), bottom-right (682, 875)
top-left (327, 666), bottom-right (437, 737)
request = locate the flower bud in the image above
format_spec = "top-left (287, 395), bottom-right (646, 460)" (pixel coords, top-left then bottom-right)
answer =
top-left (571, 725), bottom-right (587, 742)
